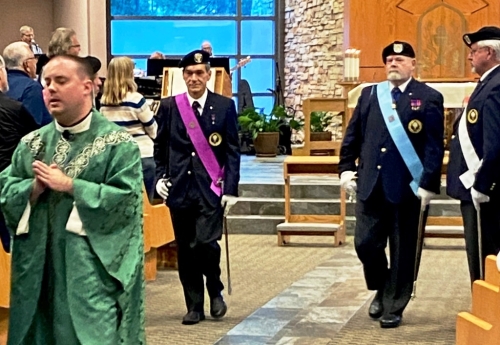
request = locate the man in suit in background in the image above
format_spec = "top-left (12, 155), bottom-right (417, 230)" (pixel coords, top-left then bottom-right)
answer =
top-left (447, 26), bottom-right (500, 284)
top-left (201, 41), bottom-right (213, 57)
top-left (20, 25), bottom-right (43, 54)
top-left (154, 50), bottom-right (240, 325)
top-left (3, 41), bottom-right (52, 126)
top-left (339, 41), bottom-right (444, 328)
top-left (0, 55), bottom-right (39, 252)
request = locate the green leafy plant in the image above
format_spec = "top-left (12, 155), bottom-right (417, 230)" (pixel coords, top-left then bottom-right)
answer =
top-left (238, 106), bottom-right (301, 139)
top-left (310, 111), bottom-right (336, 132)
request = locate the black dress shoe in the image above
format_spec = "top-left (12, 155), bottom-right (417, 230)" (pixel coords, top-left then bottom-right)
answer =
top-left (368, 291), bottom-right (384, 319)
top-left (210, 296), bottom-right (227, 318)
top-left (182, 311), bottom-right (205, 325)
top-left (380, 314), bottom-right (402, 328)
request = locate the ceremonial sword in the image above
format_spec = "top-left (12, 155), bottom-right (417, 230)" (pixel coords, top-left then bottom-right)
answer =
top-left (476, 204), bottom-right (484, 280)
top-left (411, 201), bottom-right (429, 300)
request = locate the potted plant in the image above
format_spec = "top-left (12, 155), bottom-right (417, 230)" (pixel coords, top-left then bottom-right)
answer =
top-left (310, 111), bottom-right (335, 141)
top-left (238, 106), bottom-right (300, 157)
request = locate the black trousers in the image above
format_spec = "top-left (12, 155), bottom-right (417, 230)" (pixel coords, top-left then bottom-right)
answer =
top-left (355, 184), bottom-right (423, 316)
top-left (460, 200), bottom-right (500, 284)
top-left (169, 187), bottom-right (224, 313)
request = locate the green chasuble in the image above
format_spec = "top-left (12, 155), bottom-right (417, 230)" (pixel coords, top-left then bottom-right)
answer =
top-left (0, 111), bottom-right (146, 345)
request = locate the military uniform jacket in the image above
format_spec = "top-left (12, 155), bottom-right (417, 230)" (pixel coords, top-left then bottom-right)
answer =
top-left (447, 66), bottom-right (500, 201)
top-left (154, 90), bottom-right (240, 209)
top-left (339, 79), bottom-right (445, 204)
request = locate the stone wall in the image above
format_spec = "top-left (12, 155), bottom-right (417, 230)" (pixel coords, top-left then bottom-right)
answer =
top-left (284, 0), bottom-right (345, 125)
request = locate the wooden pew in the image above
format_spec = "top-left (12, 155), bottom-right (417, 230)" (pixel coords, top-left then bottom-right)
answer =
top-left (456, 255), bottom-right (500, 345)
top-left (142, 191), bottom-right (175, 281)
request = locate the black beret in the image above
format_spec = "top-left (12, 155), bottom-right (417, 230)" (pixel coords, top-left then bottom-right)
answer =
top-left (84, 56), bottom-right (101, 75)
top-left (463, 26), bottom-right (500, 47)
top-left (178, 50), bottom-right (210, 68)
top-left (382, 41), bottom-right (416, 63)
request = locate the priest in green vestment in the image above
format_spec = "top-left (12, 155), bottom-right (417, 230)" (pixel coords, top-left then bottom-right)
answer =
top-left (0, 55), bottom-right (146, 345)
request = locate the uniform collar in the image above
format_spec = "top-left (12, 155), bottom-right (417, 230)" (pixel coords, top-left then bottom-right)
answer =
top-left (390, 77), bottom-right (412, 93)
top-left (187, 89), bottom-right (208, 109)
top-left (480, 64), bottom-right (500, 82)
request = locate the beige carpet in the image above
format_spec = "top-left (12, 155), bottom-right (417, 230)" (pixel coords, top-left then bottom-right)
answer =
top-left (145, 235), bottom-right (342, 345)
top-left (328, 238), bottom-right (472, 345)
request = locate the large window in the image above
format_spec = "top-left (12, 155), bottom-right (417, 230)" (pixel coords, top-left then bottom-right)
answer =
top-left (108, 0), bottom-right (278, 113)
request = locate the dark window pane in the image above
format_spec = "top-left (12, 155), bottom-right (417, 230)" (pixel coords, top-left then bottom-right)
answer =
top-left (241, 20), bottom-right (274, 55)
top-left (242, 0), bottom-right (274, 16)
top-left (111, 20), bottom-right (236, 55)
top-left (110, 0), bottom-right (237, 16)
top-left (240, 58), bottom-right (274, 93)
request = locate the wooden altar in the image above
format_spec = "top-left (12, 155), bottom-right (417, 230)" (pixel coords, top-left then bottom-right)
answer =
top-left (344, 0), bottom-right (500, 82)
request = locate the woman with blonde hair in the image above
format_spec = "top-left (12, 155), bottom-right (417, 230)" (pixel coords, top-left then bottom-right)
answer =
top-left (101, 56), bottom-right (157, 201)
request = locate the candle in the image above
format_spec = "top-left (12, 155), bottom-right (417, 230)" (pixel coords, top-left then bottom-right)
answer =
top-left (354, 50), bottom-right (361, 81)
top-left (344, 49), bottom-right (352, 81)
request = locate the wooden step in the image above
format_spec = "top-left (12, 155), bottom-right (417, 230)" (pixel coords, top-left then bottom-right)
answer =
top-left (456, 312), bottom-right (494, 345)
top-left (485, 255), bottom-right (500, 286)
top-left (276, 222), bottom-right (344, 246)
top-left (471, 280), bottom-right (500, 324)
top-left (424, 225), bottom-right (463, 238)
top-left (276, 222), bottom-right (341, 232)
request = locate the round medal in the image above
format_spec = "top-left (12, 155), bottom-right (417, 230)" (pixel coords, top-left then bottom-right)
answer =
top-left (408, 119), bottom-right (422, 133)
top-left (467, 109), bottom-right (478, 124)
top-left (209, 132), bottom-right (222, 146)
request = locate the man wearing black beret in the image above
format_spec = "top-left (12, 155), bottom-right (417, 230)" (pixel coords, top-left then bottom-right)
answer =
top-left (339, 41), bottom-right (444, 328)
top-left (154, 50), bottom-right (240, 325)
top-left (447, 26), bottom-right (500, 285)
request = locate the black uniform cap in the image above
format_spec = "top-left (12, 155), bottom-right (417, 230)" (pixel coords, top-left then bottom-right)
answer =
top-left (463, 26), bottom-right (500, 47)
top-left (382, 41), bottom-right (415, 63)
top-left (178, 50), bottom-right (210, 68)
top-left (84, 56), bottom-right (101, 75)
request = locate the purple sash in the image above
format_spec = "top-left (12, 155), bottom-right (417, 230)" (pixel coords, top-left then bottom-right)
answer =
top-left (175, 93), bottom-right (224, 196)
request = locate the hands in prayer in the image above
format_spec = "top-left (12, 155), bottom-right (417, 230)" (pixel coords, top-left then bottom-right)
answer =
top-left (32, 161), bottom-right (73, 195)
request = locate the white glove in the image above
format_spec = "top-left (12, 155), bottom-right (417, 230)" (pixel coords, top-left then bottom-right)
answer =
top-left (221, 195), bottom-right (238, 208)
top-left (417, 187), bottom-right (435, 207)
top-left (471, 187), bottom-right (490, 210)
top-left (156, 179), bottom-right (171, 200)
top-left (340, 171), bottom-right (357, 195)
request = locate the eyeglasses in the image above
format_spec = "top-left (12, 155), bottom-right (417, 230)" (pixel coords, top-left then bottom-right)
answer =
top-left (469, 47), bottom-right (489, 56)
top-left (22, 34), bottom-right (34, 38)
top-left (24, 57), bottom-right (37, 63)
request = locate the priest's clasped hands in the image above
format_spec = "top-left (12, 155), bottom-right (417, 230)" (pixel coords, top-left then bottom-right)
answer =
top-left (31, 161), bottom-right (74, 200)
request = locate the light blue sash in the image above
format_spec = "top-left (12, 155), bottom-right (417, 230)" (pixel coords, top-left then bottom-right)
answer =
top-left (376, 81), bottom-right (423, 195)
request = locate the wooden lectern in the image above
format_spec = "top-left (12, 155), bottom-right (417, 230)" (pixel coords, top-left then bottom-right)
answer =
top-left (161, 67), bottom-right (232, 98)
